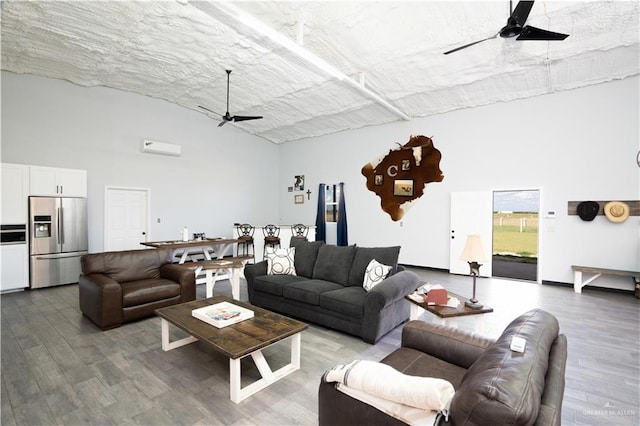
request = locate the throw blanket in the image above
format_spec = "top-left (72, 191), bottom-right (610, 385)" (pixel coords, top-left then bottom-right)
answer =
top-left (322, 360), bottom-right (454, 424)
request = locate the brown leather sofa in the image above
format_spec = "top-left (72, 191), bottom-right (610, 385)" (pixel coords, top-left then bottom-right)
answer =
top-left (79, 248), bottom-right (196, 330)
top-left (319, 308), bottom-right (567, 425)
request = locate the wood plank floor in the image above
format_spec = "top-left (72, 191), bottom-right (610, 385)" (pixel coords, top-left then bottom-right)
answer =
top-left (1, 267), bottom-right (638, 425)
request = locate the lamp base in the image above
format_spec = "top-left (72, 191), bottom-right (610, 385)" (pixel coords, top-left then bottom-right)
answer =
top-left (465, 299), bottom-right (484, 310)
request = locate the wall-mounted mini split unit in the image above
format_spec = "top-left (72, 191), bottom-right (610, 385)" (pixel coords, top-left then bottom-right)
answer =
top-left (142, 140), bottom-right (182, 156)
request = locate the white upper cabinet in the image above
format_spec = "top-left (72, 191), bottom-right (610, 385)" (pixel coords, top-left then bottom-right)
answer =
top-left (29, 166), bottom-right (87, 197)
top-left (1, 163), bottom-right (30, 224)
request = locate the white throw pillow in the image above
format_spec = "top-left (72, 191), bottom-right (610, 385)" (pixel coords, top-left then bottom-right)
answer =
top-left (266, 247), bottom-right (296, 275)
top-left (363, 259), bottom-right (392, 291)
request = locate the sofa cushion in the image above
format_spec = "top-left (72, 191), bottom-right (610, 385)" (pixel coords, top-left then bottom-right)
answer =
top-left (363, 259), bottom-right (392, 291)
top-left (121, 278), bottom-right (181, 308)
top-left (320, 287), bottom-right (366, 318)
top-left (450, 309), bottom-right (560, 425)
top-left (313, 244), bottom-right (357, 286)
top-left (347, 246), bottom-right (400, 287)
top-left (283, 280), bottom-right (344, 306)
top-left (266, 247), bottom-right (296, 275)
top-left (290, 238), bottom-right (324, 278)
top-left (382, 348), bottom-right (468, 390)
top-left (81, 248), bottom-right (172, 283)
top-left (253, 274), bottom-right (306, 297)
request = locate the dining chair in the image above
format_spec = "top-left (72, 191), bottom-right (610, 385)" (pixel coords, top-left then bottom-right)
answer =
top-left (291, 223), bottom-right (309, 241)
top-left (236, 223), bottom-right (255, 261)
top-left (263, 224), bottom-right (281, 255)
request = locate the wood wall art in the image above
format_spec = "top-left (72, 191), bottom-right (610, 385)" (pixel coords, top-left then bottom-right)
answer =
top-left (362, 135), bottom-right (444, 221)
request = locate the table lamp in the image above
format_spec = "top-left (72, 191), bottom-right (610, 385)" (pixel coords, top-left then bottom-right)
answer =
top-left (459, 234), bottom-right (487, 309)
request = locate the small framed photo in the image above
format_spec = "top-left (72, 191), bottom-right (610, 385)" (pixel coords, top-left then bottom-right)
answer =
top-left (401, 159), bottom-right (411, 171)
top-left (294, 194), bottom-right (304, 204)
top-left (374, 174), bottom-right (384, 186)
top-left (394, 179), bottom-right (414, 197)
top-left (294, 175), bottom-right (305, 191)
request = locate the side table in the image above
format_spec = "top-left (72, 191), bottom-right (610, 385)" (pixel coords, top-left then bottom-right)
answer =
top-left (405, 290), bottom-right (493, 321)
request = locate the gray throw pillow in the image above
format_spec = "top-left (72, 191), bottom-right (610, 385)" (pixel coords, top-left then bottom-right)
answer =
top-left (312, 244), bottom-right (357, 286)
top-left (347, 246), bottom-right (401, 287)
top-left (289, 238), bottom-right (324, 278)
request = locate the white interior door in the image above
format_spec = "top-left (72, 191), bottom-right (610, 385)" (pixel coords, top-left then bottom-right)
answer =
top-left (449, 191), bottom-right (493, 276)
top-left (105, 187), bottom-right (149, 251)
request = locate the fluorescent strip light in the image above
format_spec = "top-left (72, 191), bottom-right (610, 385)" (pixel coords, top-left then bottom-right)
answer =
top-left (192, 0), bottom-right (409, 120)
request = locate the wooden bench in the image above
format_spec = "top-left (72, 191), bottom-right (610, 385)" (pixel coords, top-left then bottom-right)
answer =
top-left (571, 265), bottom-right (640, 295)
top-left (177, 256), bottom-right (254, 297)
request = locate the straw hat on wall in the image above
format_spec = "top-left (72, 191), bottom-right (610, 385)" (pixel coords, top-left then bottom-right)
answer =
top-left (603, 201), bottom-right (630, 223)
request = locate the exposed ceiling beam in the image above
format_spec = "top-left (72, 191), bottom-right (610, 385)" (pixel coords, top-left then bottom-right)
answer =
top-left (190, 0), bottom-right (410, 121)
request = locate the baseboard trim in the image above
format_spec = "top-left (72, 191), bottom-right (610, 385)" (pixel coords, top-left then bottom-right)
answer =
top-left (542, 280), bottom-right (635, 296)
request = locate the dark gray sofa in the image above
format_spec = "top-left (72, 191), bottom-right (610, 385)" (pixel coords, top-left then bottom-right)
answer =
top-left (319, 308), bottom-right (568, 425)
top-left (244, 238), bottom-right (420, 343)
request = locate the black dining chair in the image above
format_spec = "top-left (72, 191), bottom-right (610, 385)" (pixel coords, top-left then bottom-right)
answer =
top-left (236, 223), bottom-right (255, 261)
top-left (263, 224), bottom-right (281, 255)
top-left (291, 224), bottom-right (309, 241)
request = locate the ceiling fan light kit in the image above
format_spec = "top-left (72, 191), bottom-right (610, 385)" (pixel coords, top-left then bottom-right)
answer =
top-left (444, 0), bottom-right (569, 55)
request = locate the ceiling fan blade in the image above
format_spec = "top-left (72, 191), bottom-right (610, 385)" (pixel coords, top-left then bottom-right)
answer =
top-left (198, 105), bottom-right (216, 114)
top-left (511, 1), bottom-right (534, 27)
top-left (232, 115), bottom-right (263, 122)
top-left (218, 120), bottom-right (228, 127)
top-left (517, 26), bottom-right (569, 41)
top-left (444, 33), bottom-right (499, 55)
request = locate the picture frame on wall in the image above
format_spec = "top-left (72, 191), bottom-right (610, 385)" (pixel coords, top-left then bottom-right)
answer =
top-left (294, 194), bottom-right (304, 204)
top-left (374, 174), bottom-right (383, 186)
top-left (394, 179), bottom-right (414, 196)
top-left (294, 175), bottom-right (305, 191)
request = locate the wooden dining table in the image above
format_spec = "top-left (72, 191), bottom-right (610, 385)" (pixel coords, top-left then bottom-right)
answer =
top-left (141, 237), bottom-right (240, 284)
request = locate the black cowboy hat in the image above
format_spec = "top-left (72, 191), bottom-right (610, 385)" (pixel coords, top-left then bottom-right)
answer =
top-left (576, 201), bottom-right (599, 221)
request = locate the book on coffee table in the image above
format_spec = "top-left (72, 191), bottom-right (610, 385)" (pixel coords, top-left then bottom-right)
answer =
top-left (192, 301), bottom-right (254, 328)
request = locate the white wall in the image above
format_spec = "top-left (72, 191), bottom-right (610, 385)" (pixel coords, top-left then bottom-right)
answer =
top-left (279, 76), bottom-right (640, 286)
top-left (3, 71), bottom-right (638, 287)
top-left (1, 71), bottom-right (280, 252)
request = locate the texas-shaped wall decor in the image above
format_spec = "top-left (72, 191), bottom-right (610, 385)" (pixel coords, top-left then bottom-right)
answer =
top-left (361, 135), bottom-right (444, 221)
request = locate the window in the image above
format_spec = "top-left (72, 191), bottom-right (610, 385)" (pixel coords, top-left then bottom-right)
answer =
top-left (324, 184), bottom-right (341, 223)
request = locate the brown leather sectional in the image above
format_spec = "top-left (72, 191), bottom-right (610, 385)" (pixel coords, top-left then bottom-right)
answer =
top-left (79, 248), bottom-right (195, 330)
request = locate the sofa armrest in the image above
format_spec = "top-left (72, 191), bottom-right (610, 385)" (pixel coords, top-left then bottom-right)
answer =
top-left (401, 320), bottom-right (495, 369)
top-left (244, 260), bottom-right (268, 303)
top-left (536, 334), bottom-right (568, 426)
top-left (79, 273), bottom-right (123, 330)
top-left (364, 270), bottom-right (419, 311)
top-left (160, 263), bottom-right (196, 302)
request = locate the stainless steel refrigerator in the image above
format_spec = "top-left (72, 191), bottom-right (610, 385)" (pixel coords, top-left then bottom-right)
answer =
top-left (29, 196), bottom-right (88, 289)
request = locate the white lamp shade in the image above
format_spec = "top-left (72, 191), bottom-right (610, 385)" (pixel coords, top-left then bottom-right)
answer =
top-left (460, 234), bottom-right (488, 262)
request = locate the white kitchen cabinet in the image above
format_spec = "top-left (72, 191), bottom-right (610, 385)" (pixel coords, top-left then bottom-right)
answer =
top-left (0, 244), bottom-right (29, 292)
top-left (30, 166), bottom-right (87, 197)
top-left (1, 163), bottom-right (30, 224)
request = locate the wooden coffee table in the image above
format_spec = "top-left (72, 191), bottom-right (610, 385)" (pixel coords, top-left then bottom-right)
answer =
top-left (155, 296), bottom-right (308, 403)
top-left (405, 290), bottom-right (493, 320)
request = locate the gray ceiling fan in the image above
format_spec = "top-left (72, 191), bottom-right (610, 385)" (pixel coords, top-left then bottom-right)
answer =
top-left (199, 70), bottom-right (263, 127)
top-left (444, 0), bottom-right (569, 55)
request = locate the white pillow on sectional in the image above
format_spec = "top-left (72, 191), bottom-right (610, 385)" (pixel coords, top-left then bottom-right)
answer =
top-left (266, 247), bottom-right (297, 275)
top-left (363, 259), bottom-right (392, 291)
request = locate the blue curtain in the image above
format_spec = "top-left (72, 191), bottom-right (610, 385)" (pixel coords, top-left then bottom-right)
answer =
top-left (315, 183), bottom-right (326, 243)
top-left (337, 182), bottom-right (348, 246)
